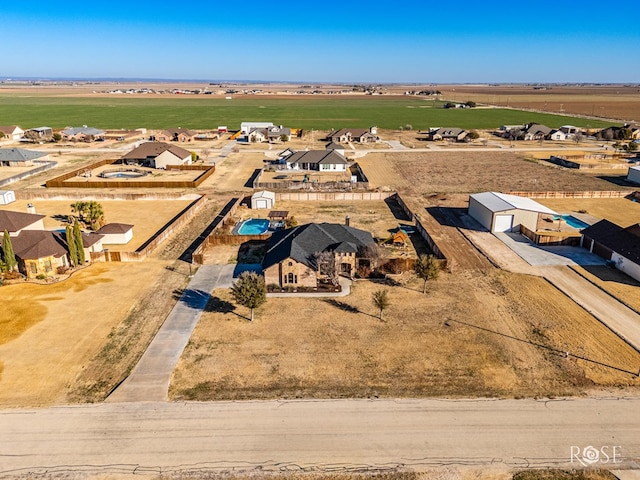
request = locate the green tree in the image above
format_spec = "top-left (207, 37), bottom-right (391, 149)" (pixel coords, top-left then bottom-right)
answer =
top-left (465, 100), bottom-right (477, 108)
top-left (190, 151), bottom-right (199, 163)
top-left (627, 141), bottom-right (638, 152)
top-left (372, 289), bottom-right (390, 321)
top-left (230, 271), bottom-right (266, 321)
top-left (414, 254), bottom-right (440, 294)
top-left (66, 225), bottom-right (79, 267)
top-left (73, 219), bottom-right (86, 264)
top-left (52, 133), bottom-right (62, 142)
top-left (285, 216), bottom-right (298, 228)
top-left (2, 230), bottom-right (17, 272)
top-left (72, 201), bottom-right (105, 231)
top-left (280, 134), bottom-right (289, 143)
top-left (467, 130), bottom-right (480, 141)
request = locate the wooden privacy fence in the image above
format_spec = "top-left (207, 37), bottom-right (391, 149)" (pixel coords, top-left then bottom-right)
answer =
top-left (45, 159), bottom-right (214, 189)
top-left (507, 190), bottom-right (634, 199)
top-left (275, 191), bottom-right (395, 201)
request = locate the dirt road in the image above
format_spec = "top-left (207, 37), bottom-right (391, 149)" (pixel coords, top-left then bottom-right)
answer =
top-left (1, 397), bottom-right (638, 477)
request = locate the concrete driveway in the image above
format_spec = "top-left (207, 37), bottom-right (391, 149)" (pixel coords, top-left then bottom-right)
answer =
top-left (107, 264), bottom-right (236, 403)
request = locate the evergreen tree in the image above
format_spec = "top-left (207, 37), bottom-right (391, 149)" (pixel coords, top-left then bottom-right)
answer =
top-left (230, 271), bottom-right (266, 321)
top-left (66, 225), bottom-right (78, 267)
top-left (372, 289), bottom-right (390, 321)
top-left (73, 220), bottom-right (86, 264)
top-left (2, 230), bottom-right (17, 272)
top-left (414, 254), bottom-right (440, 294)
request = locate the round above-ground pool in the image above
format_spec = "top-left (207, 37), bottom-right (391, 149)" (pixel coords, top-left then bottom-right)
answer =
top-left (237, 218), bottom-right (270, 235)
top-left (99, 169), bottom-right (149, 179)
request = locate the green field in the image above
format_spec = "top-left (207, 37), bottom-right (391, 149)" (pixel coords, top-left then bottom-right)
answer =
top-left (0, 94), bottom-right (615, 131)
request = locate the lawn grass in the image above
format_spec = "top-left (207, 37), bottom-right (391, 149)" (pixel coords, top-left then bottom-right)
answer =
top-left (0, 95), bottom-right (614, 130)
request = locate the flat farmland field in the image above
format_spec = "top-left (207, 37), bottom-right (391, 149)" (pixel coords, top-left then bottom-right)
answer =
top-left (436, 84), bottom-right (640, 122)
top-left (357, 152), bottom-right (623, 196)
top-left (0, 91), bottom-right (614, 131)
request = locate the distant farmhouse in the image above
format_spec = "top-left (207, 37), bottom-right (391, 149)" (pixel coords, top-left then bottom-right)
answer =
top-left (262, 222), bottom-right (375, 287)
top-left (326, 127), bottom-right (379, 144)
top-left (247, 125), bottom-right (291, 143)
top-left (500, 123), bottom-right (553, 141)
top-left (278, 149), bottom-right (349, 171)
top-left (0, 148), bottom-right (50, 167)
top-left (155, 128), bottom-right (197, 143)
top-left (61, 126), bottom-right (106, 142)
top-left (24, 127), bottom-right (53, 142)
top-left (121, 142), bottom-right (192, 169)
top-left (427, 127), bottom-right (468, 142)
top-left (0, 125), bottom-right (24, 141)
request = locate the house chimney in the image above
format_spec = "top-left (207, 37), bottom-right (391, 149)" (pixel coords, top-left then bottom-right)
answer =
top-left (27, 203), bottom-right (36, 214)
top-left (345, 215), bottom-right (350, 227)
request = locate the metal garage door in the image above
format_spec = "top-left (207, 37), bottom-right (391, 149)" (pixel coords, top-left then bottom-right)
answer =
top-left (494, 214), bottom-right (514, 232)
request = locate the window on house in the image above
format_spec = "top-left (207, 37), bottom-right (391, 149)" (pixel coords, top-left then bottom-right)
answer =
top-left (288, 262), bottom-right (293, 266)
top-left (44, 260), bottom-right (52, 272)
top-left (30, 263), bottom-right (37, 275)
top-left (288, 272), bottom-right (296, 284)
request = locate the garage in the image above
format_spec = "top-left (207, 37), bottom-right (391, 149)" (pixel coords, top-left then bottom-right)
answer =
top-left (494, 214), bottom-right (514, 232)
top-left (468, 191), bottom-right (557, 233)
top-left (251, 190), bottom-right (276, 210)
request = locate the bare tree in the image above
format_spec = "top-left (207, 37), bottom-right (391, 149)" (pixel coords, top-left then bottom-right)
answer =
top-left (359, 243), bottom-right (384, 272)
top-left (314, 250), bottom-right (339, 286)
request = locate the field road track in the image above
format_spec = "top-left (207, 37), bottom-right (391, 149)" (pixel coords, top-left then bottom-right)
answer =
top-left (0, 397), bottom-right (639, 477)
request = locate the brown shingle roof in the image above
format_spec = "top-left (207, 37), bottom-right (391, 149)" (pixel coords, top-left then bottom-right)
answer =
top-left (121, 142), bottom-right (190, 161)
top-left (0, 210), bottom-right (45, 233)
top-left (97, 223), bottom-right (133, 234)
top-left (11, 230), bottom-right (67, 260)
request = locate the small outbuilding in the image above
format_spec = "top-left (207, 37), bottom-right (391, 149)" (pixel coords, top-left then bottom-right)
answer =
top-left (468, 191), bottom-right (557, 233)
top-left (628, 166), bottom-right (640, 185)
top-left (251, 190), bottom-right (276, 210)
top-left (97, 223), bottom-right (134, 244)
top-left (0, 190), bottom-right (16, 205)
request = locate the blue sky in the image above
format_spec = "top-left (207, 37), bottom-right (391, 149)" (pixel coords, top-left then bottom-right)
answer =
top-left (1, 1), bottom-right (637, 83)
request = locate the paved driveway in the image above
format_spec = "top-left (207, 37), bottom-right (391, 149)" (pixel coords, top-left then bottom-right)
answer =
top-left (107, 264), bottom-right (236, 403)
top-left (495, 232), bottom-right (608, 266)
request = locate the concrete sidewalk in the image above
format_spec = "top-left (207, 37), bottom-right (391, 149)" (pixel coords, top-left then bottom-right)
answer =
top-left (106, 264), bottom-right (235, 403)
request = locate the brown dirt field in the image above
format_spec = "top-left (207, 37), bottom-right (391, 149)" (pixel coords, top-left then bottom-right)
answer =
top-left (201, 152), bottom-right (265, 192)
top-left (170, 269), bottom-right (640, 402)
top-left (60, 163), bottom-right (205, 184)
top-left (358, 152), bottom-right (622, 198)
top-left (537, 198), bottom-right (640, 226)
top-left (0, 198), bottom-right (193, 251)
top-left (0, 260), bottom-right (169, 407)
top-left (436, 85), bottom-right (640, 122)
top-left (571, 265), bottom-right (640, 313)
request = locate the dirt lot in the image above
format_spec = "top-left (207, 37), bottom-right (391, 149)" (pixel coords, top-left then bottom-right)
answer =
top-left (200, 152), bottom-right (265, 192)
top-left (0, 198), bottom-right (193, 251)
top-left (436, 84), bottom-right (640, 121)
top-left (57, 163), bottom-right (206, 185)
top-left (358, 152), bottom-right (626, 198)
top-left (170, 269), bottom-right (640, 401)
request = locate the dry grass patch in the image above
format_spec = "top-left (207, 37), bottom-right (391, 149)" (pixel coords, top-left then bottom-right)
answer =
top-left (202, 152), bottom-right (265, 191)
top-left (537, 198), bottom-right (640, 227)
top-left (0, 260), bottom-right (170, 407)
top-left (171, 270), bottom-right (640, 401)
top-left (358, 152), bottom-right (619, 197)
top-left (0, 198), bottom-right (194, 251)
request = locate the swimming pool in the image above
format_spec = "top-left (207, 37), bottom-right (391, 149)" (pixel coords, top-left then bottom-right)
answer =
top-left (553, 214), bottom-right (590, 229)
top-left (99, 169), bottom-right (149, 179)
top-left (237, 218), bottom-right (270, 235)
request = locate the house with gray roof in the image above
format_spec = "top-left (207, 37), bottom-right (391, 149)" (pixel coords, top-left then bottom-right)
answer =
top-left (61, 126), bottom-right (106, 142)
top-left (262, 222), bottom-right (375, 287)
top-left (0, 147), bottom-right (50, 167)
top-left (428, 127), bottom-right (467, 142)
top-left (282, 150), bottom-right (349, 171)
top-left (524, 124), bottom-right (552, 141)
top-left (581, 220), bottom-right (640, 282)
top-left (327, 127), bottom-right (379, 143)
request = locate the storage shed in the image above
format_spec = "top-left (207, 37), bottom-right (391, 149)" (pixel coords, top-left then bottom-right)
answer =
top-left (251, 190), bottom-right (276, 210)
top-left (468, 192), bottom-right (557, 233)
top-left (0, 190), bottom-right (16, 205)
top-left (628, 166), bottom-right (640, 185)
